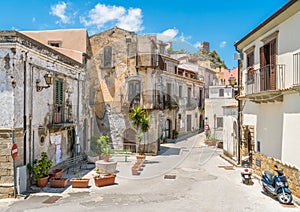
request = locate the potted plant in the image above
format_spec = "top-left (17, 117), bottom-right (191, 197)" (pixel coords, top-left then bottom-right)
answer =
top-left (50, 177), bottom-right (68, 188)
top-left (101, 145), bottom-right (112, 162)
top-left (129, 106), bottom-right (150, 158)
top-left (93, 170), bottom-right (116, 187)
top-left (91, 135), bottom-right (111, 162)
top-left (49, 168), bottom-right (64, 179)
top-left (247, 66), bottom-right (256, 74)
top-left (29, 152), bottom-right (53, 187)
top-left (70, 171), bottom-right (90, 188)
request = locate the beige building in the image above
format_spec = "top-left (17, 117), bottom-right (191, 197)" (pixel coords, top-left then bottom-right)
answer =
top-left (89, 27), bottom-right (204, 154)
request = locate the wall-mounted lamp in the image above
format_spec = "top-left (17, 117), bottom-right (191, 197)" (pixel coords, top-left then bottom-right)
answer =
top-left (36, 72), bottom-right (53, 92)
top-left (228, 76), bottom-right (236, 87)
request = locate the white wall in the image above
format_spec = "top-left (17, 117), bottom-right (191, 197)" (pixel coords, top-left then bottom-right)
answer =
top-left (281, 93), bottom-right (300, 169)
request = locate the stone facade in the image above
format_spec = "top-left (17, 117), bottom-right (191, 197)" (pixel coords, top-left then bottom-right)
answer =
top-left (0, 31), bottom-right (90, 198)
top-left (89, 27), bottom-right (204, 154)
top-left (252, 152), bottom-right (300, 199)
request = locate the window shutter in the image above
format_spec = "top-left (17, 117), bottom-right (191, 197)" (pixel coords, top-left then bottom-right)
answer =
top-left (55, 79), bottom-right (64, 105)
top-left (260, 47), bottom-right (266, 91)
top-left (270, 39), bottom-right (277, 90)
top-left (104, 46), bottom-right (112, 67)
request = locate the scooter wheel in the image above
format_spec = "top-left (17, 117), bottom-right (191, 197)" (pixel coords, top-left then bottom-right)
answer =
top-left (278, 192), bottom-right (292, 204)
top-left (244, 179), bottom-right (249, 185)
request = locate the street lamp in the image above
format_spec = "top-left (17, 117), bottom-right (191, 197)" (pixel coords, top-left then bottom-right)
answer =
top-left (36, 72), bottom-right (53, 92)
top-left (228, 76), bottom-right (236, 87)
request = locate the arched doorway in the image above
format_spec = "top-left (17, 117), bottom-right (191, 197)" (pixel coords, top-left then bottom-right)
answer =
top-left (164, 119), bottom-right (171, 139)
top-left (123, 128), bottom-right (137, 153)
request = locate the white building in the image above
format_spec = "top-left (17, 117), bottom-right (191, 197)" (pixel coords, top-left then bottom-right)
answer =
top-left (235, 0), bottom-right (300, 198)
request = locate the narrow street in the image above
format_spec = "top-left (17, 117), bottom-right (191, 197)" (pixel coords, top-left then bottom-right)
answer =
top-left (1, 133), bottom-right (299, 212)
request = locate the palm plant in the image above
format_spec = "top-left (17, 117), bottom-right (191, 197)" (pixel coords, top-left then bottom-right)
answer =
top-left (129, 106), bottom-right (150, 153)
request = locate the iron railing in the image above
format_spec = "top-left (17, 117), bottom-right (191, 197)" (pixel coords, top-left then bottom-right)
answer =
top-left (48, 104), bottom-right (75, 125)
top-left (245, 64), bottom-right (285, 95)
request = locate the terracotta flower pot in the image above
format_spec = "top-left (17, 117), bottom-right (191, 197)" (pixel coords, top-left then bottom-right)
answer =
top-left (103, 155), bottom-right (110, 162)
top-left (136, 154), bottom-right (146, 160)
top-left (94, 174), bottom-right (116, 187)
top-left (36, 175), bottom-right (49, 187)
top-left (49, 169), bottom-right (64, 179)
top-left (50, 178), bottom-right (68, 188)
top-left (70, 178), bottom-right (90, 188)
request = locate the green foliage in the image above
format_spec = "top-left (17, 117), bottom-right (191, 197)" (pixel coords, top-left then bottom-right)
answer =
top-left (129, 106), bottom-right (145, 129)
top-left (141, 114), bottom-right (150, 133)
top-left (167, 48), bottom-right (186, 54)
top-left (91, 135), bottom-right (111, 156)
top-left (31, 152), bottom-right (53, 181)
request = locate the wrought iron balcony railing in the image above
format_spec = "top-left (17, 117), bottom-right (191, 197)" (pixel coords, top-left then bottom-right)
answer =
top-left (245, 64), bottom-right (285, 95)
top-left (48, 104), bottom-right (75, 125)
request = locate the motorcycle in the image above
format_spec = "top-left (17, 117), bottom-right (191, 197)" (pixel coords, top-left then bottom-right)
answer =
top-left (241, 157), bottom-right (252, 185)
top-left (260, 165), bottom-right (293, 204)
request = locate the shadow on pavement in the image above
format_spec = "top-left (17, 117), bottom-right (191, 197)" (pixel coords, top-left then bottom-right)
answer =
top-left (157, 146), bottom-right (180, 156)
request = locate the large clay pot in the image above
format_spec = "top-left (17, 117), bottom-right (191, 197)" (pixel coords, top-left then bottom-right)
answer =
top-left (36, 176), bottom-right (49, 187)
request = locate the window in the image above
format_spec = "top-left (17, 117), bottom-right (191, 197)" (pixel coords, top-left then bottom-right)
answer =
top-left (48, 41), bottom-right (61, 47)
top-left (179, 85), bottom-right (182, 98)
top-left (167, 83), bottom-right (171, 102)
top-left (54, 78), bottom-right (64, 123)
top-left (257, 141), bottom-right (261, 152)
top-left (219, 88), bottom-right (224, 97)
top-left (104, 46), bottom-right (112, 67)
top-left (187, 87), bottom-right (191, 105)
top-left (55, 78), bottom-right (64, 105)
top-left (216, 117), bottom-right (223, 128)
top-left (247, 51), bottom-right (254, 68)
top-left (128, 80), bottom-right (141, 102)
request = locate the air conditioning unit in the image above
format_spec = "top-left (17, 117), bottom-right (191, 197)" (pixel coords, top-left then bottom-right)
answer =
top-left (234, 52), bottom-right (243, 60)
top-left (16, 165), bottom-right (27, 194)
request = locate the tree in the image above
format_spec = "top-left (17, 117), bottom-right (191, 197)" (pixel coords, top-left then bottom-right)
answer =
top-left (129, 106), bottom-right (150, 153)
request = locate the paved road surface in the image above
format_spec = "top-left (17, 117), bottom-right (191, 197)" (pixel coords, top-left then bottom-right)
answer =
top-left (0, 133), bottom-right (299, 212)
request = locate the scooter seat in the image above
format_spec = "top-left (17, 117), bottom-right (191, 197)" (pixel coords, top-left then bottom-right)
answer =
top-left (264, 171), bottom-right (275, 185)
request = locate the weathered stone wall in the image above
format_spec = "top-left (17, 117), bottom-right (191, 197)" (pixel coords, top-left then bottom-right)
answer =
top-left (252, 152), bottom-right (300, 198)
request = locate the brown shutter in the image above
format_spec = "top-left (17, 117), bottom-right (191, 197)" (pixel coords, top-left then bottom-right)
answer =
top-left (260, 47), bottom-right (266, 91)
top-left (270, 39), bottom-right (277, 90)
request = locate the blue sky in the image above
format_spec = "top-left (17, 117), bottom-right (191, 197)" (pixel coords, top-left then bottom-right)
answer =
top-left (1, 0), bottom-right (289, 69)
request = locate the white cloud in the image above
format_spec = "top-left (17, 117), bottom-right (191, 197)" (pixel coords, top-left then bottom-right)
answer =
top-left (32, 17), bottom-right (36, 23)
top-left (80, 3), bottom-right (143, 32)
top-left (193, 42), bottom-right (201, 49)
top-left (219, 41), bottom-right (227, 48)
top-left (50, 2), bottom-right (71, 24)
top-left (157, 29), bottom-right (179, 42)
top-left (117, 8), bottom-right (143, 32)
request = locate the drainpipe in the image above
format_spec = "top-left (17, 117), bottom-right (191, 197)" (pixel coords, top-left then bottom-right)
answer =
top-left (23, 52), bottom-right (28, 165)
top-left (235, 46), bottom-right (242, 165)
top-left (76, 72), bottom-right (80, 155)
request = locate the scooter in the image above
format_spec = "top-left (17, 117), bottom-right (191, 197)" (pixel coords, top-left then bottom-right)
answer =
top-left (261, 165), bottom-right (293, 204)
top-left (241, 157), bottom-right (252, 185)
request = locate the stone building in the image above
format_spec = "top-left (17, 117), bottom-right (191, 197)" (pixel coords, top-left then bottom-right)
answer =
top-left (0, 30), bottom-right (90, 198)
top-left (89, 27), bottom-right (204, 154)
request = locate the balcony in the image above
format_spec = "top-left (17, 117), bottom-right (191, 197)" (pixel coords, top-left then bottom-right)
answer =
top-left (48, 104), bottom-right (75, 130)
top-left (244, 64), bottom-right (285, 103)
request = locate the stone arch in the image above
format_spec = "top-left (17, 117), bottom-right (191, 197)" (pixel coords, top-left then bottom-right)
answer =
top-left (122, 128), bottom-right (137, 152)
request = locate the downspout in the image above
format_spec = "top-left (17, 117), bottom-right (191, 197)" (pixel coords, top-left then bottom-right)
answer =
top-left (28, 63), bottom-right (33, 166)
top-left (23, 52), bottom-right (28, 165)
top-left (235, 46), bottom-right (242, 165)
top-left (76, 72), bottom-right (80, 155)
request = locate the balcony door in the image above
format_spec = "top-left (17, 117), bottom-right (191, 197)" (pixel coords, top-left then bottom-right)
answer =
top-left (260, 38), bottom-right (277, 91)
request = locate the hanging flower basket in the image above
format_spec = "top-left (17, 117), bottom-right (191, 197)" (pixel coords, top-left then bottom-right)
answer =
top-left (248, 67), bottom-right (256, 74)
